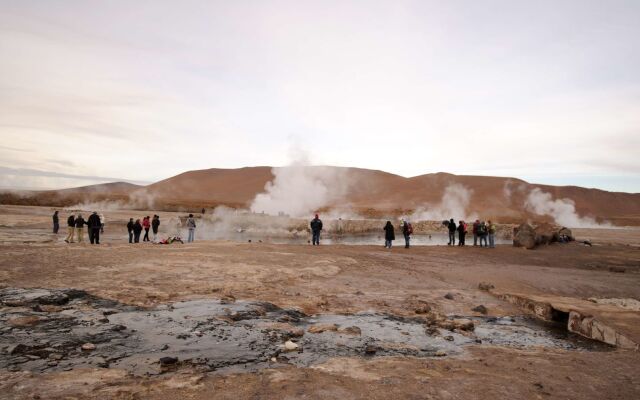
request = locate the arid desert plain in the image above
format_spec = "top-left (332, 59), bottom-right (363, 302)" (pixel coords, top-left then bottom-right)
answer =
top-left (0, 204), bottom-right (639, 399)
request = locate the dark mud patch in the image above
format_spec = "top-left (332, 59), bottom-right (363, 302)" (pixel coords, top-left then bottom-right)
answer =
top-left (1, 288), bottom-right (611, 376)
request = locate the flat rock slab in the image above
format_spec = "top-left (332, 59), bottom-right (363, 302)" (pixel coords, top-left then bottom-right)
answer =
top-left (494, 291), bottom-right (640, 350)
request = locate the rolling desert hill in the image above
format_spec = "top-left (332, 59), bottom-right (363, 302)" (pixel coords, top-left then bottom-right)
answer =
top-left (1, 167), bottom-right (639, 225)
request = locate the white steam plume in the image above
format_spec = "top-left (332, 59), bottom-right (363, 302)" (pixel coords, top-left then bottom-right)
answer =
top-left (412, 183), bottom-right (477, 221)
top-left (524, 188), bottom-right (610, 228)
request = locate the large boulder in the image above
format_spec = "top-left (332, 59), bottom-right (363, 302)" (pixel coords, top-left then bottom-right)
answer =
top-left (513, 223), bottom-right (574, 249)
top-left (513, 223), bottom-right (536, 249)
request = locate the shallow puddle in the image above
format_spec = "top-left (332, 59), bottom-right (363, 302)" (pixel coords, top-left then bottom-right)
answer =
top-left (0, 288), bottom-right (610, 376)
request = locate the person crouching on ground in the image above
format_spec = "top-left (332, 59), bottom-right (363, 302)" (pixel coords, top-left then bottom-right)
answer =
top-left (87, 211), bottom-right (102, 244)
top-left (186, 214), bottom-right (196, 242)
top-left (447, 218), bottom-right (456, 246)
top-left (75, 214), bottom-right (86, 243)
top-left (383, 220), bottom-right (395, 248)
top-left (127, 218), bottom-right (134, 243)
top-left (133, 219), bottom-right (143, 243)
top-left (152, 215), bottom-right (160, 242)
top-left (310, 214), bottom-right (323, 245)
top-left (457, 220), bottom-right (466, 246)
top-left (65, 214), bottom-right (75, 243)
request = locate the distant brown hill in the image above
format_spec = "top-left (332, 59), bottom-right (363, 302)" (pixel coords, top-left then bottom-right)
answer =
top-left (2, 167), bottom-right (639, 225)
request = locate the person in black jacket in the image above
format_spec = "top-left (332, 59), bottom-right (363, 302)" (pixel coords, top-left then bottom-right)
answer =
top-left (52, 211), bottom-right (59, 234)
top-left (310, 214), bottom-right (323, 245)
top-left (457, 220), bottom-right (467, 246)
top-left (447, 218), bottom-right (456, 246)
top-left (133, 219), bottom-right (143, 243)
top-left (87, 211), bottom-right (102, 244)
top-left (383, 221), bottom-right (395, 248)
top-left (127, 218), bottom-right (134, 243)
top-left (65, 214), bottom-right (75, 243)
top-left (74, 214), bottom-right (86, 243)
top-left (151, 215), bottom-right (160, 242)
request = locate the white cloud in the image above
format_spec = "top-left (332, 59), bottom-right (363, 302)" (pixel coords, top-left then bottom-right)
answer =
top-left (0, 1), bottom-right (639, 191)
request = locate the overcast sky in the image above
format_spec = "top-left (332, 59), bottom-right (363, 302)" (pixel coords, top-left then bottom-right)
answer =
top-left (1, 0), bottom-right (639, 192)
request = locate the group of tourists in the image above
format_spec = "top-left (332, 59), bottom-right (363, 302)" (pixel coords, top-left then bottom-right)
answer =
top-left (383, 220), bottom-right (413, 249)
top-left (58, 211), bottom-right (104, 245)
top-left (446, 219), bottom-right (497, 248)
top-left (125, 215), bottom-right (160, 243)
top-left (55, 209), bottom-right (497, 248)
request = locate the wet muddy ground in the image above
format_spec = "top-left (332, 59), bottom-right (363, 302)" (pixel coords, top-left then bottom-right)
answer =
top-left (1, 288), bottom-right (611, 378)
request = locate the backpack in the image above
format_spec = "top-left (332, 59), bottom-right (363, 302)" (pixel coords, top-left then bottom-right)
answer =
top-left (407, 223), bottom-right (413, 235)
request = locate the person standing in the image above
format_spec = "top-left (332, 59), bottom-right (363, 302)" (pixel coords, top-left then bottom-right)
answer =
top-left (472, 220), bottom-right (480, 246)
top-left (310, 214), bottom-right (323, 245)
top-left (488, 220), bottom-right (497, 248)
top-left (152, 215), bottom-right (160, 242)
top-left (75, 214), bottom-right (86, 243)
top-left (186, 214), bottom-right (197, 243)
top-left (383, 221), bottom-right (395, 248)
top-left (142, 216), bottom-right (151, 242)
top-left (479, 221), bottom-right (488, 247)
top-left (52, 211), bottom-right (59, 234)
top-left (64, 214), bottom-right (75, 243)
top-left (99, 213), bottom-right (105, 234)
top-left (447, 218), bottom-right (456, 246)
top-left (133, 219), bottom-right (143, 243)
top-left (127, 218), bottom-right (134, 243)
top-left (402, 220), bottom-right (412, 248)
top-left (87, 211), bottom-right (102, 244)
top-left (457, 220), bottom-right (466, 246)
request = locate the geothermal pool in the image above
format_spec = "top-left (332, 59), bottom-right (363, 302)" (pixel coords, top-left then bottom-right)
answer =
top-left (215, 232), bottom-right (512, 246)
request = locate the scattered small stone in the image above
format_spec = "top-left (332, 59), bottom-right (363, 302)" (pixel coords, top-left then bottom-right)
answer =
top-left (220, 294), bottom-right (236, 304)
top-left (308, 324), bottom-right (339, 334)
top-left (434, 350), bottom-right (447, 357)
top-left (97, 317), bottom-right (109, 323)
top-left (364, 345), bottom-right (377, 355)
top-left (283, 340), bottom-right (299, 351)
top-left (48, 353), bottom-right (63, 360)
top-left (7, 344), bottom-right (28, 355)
top-left (270, 357), bottom-right (277, 362)
top-left (159, 356), bottom-right (178, 365)
top-left (81, 343), bottom-right (96, 351)
top-left (478, 282), bottom-right (495, 291)
top-left (533, 382), bottom-right (544, 390)
top-left (25, 355), bottom-right (41, 360)
top-left (95, 358), bottom-right (109, 368)
top-left (160, 344), bottom-right (170, 351)
top-left (354, 290), bottom-right (364, 296)
top-left (472, 305), bottom-right (488, 314)
top-left (444, 293), bottom-right (455, 300)
top-left (338, 326), bottom-right (362, 336)
top-left (111, 324), bottom-right (126, 332)
top-left (444, 335), bottom-right (454, 341)
top-left (193, 330), bottom-right (203, 337)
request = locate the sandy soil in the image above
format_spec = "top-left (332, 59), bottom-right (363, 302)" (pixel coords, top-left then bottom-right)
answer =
top-left (0, 205), bottom-right (639, 399)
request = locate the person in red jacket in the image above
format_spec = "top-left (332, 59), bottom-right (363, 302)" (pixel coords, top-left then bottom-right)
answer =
top-left (142, 216), bottom-right (151, 242)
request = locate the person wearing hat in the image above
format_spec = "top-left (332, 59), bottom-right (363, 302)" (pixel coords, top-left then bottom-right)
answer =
top-left (310, 214), bottom-right (323, 245)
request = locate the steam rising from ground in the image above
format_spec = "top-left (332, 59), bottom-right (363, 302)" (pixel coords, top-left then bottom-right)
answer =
top-left (411, 183), bottom-right (477, 222)
top-left (525, 188), bottom-right (610, 228)
top-left (250, 166), bottom-right (351, 217)
top-left (66, 189), bottom-right (157, 211)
